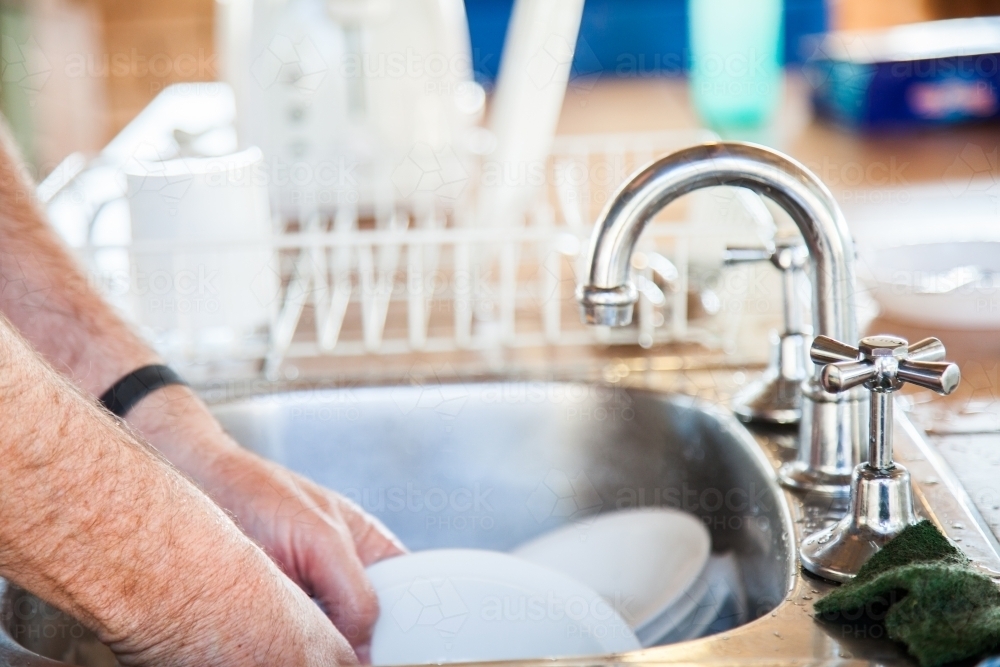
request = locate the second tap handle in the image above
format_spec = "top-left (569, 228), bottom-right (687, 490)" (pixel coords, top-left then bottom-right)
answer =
top-left (811, 335), bottom-right (861, 365)
top-left (897, 360), bottom-right (961, 395)
top-left (821, 360), bottom-right (877, 393)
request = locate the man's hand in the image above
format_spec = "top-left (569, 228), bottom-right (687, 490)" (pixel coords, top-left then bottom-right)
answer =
top-left (0, 319), bottom-right (357, 667)
top-left (208, 449), bottom-right (406, 660)
top-left (126, 385), bottom-right (406, 660)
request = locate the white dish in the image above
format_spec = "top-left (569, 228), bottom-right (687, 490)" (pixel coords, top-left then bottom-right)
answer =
top-left (511, 508), bottom-right (711, 642)
top-left (864, 241), bottom-right (1000, 329)
top-left (631, 556), bottom-right (712, 646)
top-left (653, 553), bottom-right (747, 645)
top-left (366, 549), bottom-right (640, 665)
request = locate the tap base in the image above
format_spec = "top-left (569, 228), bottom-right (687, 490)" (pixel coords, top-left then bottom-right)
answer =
top-left (578, 303), bottom-right (634, 327)
top-left (778, 461), bottom-right (853, 498)
top-left (778, 391), bottom-right (867, 496)
top-left (732, 331), bottom-right (807, 425)
top-left (799, 462), bottom-right (918, 582)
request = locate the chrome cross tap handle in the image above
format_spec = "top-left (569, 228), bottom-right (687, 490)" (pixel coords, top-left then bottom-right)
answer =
top-left (724, 238), bottom-right (810, 424)
top-left (799, 334), bottom-right (960, 582)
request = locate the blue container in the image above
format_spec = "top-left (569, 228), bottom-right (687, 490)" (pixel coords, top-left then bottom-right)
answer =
top-left (465, 0), bottom-right (827, 84)
top-left (804, 18), bottom-right (1000, 128)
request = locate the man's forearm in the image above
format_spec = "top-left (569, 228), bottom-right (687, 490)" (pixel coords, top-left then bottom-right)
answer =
top-left (0, 123), bottom-right (158, 396)
top-left (0, 318), bottom-right (350, 666)
top-left (0, 119), bottom-right (242, 480)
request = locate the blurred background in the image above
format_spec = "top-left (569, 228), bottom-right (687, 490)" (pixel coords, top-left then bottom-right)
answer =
top-left (2, 0), bottom-right (1000, 389)
top-left (2, 0), bottom-right (996, 174)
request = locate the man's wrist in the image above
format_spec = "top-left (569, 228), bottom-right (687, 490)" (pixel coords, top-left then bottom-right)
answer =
top-left (124, 383), bottom-right (245, 488)
top-left (100, 365), bottom-right (188, 418)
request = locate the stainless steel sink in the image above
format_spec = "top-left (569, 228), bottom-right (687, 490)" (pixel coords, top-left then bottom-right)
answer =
top-left (3, 376), bottom-right (998, 666)
top-left (215, 382), bottom-right (792, 596)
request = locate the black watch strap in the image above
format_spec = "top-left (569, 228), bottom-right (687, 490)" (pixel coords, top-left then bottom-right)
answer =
top-left (99, 365), bottom-right (188, 418)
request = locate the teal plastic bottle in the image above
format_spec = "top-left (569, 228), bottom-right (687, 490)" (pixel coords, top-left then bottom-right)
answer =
top-left (689, 0), bottom-right (784, 130)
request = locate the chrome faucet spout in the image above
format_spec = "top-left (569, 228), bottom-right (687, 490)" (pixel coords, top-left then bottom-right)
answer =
top-left (576, 142), bottom-right (865, 494)
top-left (577, 142), bottom-right (856, 341)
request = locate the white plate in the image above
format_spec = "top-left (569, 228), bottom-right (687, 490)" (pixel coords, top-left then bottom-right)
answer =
top-left (511, 508), bottom-right (711, 640)
top-left (367, 549), bottom-right (640, 665)
top-left (632, 557), bottom-right (712, 646)
top-left (864, 241), bottom-right (1000, 329)
top-left (652, 553), bottom-right (746, 645)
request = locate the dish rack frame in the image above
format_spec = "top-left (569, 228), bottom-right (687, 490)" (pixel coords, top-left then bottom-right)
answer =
top-left (43, 90), bottom-right (769, 382)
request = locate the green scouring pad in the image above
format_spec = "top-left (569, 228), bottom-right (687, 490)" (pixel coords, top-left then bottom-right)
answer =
top-left (814, 520), bottom-right (1000, 667)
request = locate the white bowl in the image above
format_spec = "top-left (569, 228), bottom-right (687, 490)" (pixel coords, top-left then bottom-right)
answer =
top-left (366, 549), bottom-right (640, 665)
top-left (511, 508), bottom-right (711, 644)
top-left (864, 241), bottom-right (1000, 330)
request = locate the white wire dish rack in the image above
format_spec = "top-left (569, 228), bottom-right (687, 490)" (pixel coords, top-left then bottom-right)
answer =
top-left (43, 87), bottom-right (776, 382)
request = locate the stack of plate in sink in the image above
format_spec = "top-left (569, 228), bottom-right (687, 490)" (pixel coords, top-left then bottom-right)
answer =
top-left (512, 508), bottom-right (746, 646)
top-left (366, 549), bottom-right (640, 665)
top-left (646, 552), bottom-right (747, 644)
top-left (365, 508), bottom-right (745, 664)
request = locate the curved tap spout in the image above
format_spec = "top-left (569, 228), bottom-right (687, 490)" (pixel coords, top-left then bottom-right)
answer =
top-left (576, 142), bottom-right (865, 494)
top-left (577, 142), bottom-right (857, 343)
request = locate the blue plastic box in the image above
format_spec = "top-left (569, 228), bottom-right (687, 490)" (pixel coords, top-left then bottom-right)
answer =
top-left (465, 0), bottom-right (827, 83)
top-left (804, 17), bottom-right (1000, 128)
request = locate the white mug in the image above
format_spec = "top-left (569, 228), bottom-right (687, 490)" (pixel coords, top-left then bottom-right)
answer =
top-left (125, 146), bottom-right (278, 359)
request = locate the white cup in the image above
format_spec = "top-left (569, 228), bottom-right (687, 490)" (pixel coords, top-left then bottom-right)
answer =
top-left (125, 146), bottom-right (278, 359)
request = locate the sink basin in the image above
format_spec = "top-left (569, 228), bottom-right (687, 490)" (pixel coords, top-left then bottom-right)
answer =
top-left (215, 383), bottom-right (791, 596)
top-left (2, 377), bottom-right (997, 666)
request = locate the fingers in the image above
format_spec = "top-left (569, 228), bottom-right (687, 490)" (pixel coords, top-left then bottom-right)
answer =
top-left (298, 487), bottom-right (404, 658)
top-left (302, 520), bottom-right (382, 653)
top-left (335, 493), bottom-right (407, 566)
top-left (274, 571), bottom-right (360, 667)
top-left (299, 482), bottom-right (406, 566)
top-left (354, 643), bottom-right (372, 665)
top-left (209, 457), bottom-right (404, 658)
